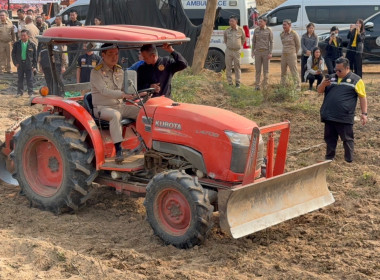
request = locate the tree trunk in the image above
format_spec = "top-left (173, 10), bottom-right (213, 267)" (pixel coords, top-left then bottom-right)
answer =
top-left (191, 0), bottom-right (218, 74)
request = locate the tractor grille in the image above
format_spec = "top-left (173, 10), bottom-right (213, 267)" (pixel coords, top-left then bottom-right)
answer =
top-left (230, 136), bottom-right (264, 174)
top-left (230, 143), bottom-right (249, 173)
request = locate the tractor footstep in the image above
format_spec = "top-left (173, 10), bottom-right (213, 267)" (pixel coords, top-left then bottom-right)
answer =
top-left (102, 154), bottom-right (144, 170)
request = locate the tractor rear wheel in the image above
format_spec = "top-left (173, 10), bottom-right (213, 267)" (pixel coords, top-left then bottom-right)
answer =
top-left (13, 112), bottom-right (97, 213)
top-left (144, 170), bottom-right (213, 249)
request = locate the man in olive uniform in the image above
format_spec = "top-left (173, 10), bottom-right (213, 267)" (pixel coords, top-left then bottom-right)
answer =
top-left (52, 15), bottom-right (65, 27)
top-left (36, 16), bottom-right (49, 34)
top-left (280, 19), bottom-right (300, 87)
top-left (17, 9), bottom-right (26, 38)
top-left (224, 15), bottom-right (245, 88)
top-left (24, 16), bottom-right (39, 48)
top-left (251, 17), bottom-right (273, 90)
top-left (0, 10), bottom-right (16, 73)
top-left (90, 44), bottom-right (141, 163)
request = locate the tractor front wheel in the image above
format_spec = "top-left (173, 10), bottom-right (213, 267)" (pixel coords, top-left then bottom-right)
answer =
top-left (144, 170), bottom-right (213, 249)
top-left (13, 113), bottom-right (97, 213)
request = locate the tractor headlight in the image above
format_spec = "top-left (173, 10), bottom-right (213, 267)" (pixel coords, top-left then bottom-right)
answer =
top-left (225, 131), bottom-right (250, 147)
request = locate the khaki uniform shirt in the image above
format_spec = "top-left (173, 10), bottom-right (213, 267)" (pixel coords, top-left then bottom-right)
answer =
top-left (280, 29), bottom-right (300, 54)
top-left (24, 23), bottom-right (40, 47)
top-left (18, 19), bottom-right (26, 35)
top-left (224, 26), bottom-right (245, 50)
top-left (90, 62), bottom-right (125, 107)
top-left (0, 19), bottom-right (15, 43)
top-left (252, 26), bottom-right (273, 53)
top-left (51, 23), bottom-right (65, 27)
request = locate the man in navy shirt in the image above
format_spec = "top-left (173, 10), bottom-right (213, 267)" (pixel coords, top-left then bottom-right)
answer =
top-left (76, 43), bottom-right (101, 83)
top-left (137, 44), bottom-right (187, 98)
top-left (66, 10), bottom-right (82, 66)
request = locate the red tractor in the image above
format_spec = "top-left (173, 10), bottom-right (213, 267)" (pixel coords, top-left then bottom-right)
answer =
top-left (0, 25), bottom-right (334, 249)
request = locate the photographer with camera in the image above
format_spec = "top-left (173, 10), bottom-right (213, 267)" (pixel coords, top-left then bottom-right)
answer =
top-left (317, 57), bottom-right (367, 163)
top-left (323, 26), bottom-right (342, 75)
top-left (346, 19), bottom-right (365, 77)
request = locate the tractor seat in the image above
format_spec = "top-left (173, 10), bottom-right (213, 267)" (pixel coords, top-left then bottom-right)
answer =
top-left (83, 92), bottom-right (135, 127)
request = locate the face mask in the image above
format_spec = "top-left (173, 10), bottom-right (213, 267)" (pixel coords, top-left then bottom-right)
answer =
top-left (335, 33), bottom-right (339, 37)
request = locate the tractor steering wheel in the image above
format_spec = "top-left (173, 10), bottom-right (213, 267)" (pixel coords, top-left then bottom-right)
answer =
top-left (123, 88), bottom-right (155, 107)
top-left (133, 88), bottom-right (156, 104)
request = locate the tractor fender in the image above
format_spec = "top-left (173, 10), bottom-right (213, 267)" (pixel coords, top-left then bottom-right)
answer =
top-left (31, 96), bottom-right (105, 169)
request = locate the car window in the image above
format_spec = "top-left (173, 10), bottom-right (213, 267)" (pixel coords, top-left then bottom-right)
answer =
top-left (61, 8), bottom-right (72, 21)
top-left (61, 5), bottom-right (88, 22)
top-left (306, 6), bottom-right (380, 25)
top-left (268, 6), bottom-right (299, 26)
top-left (184, 9), bottom-right (240, 30)
top-left (76, 5), bottom-right (89, 22)
top-left (371, 14), bottom-right (380, 26)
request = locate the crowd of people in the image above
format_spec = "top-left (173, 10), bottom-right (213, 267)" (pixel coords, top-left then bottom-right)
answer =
top-left (225, 15), bottom-right (368, 163)
top-left (223, 16), bottom-right (366, 92)
top-left (0, 8), bottom-right (97, 96)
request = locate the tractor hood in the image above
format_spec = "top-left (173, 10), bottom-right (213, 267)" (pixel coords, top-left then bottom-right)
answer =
top-left (152, 101), bottom-right (256, 135)
top-left (138, 98), bottom-right (259, 181)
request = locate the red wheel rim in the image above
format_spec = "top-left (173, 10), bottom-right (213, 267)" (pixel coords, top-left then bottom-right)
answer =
top-left (22, 136), bottom-right (64, 197)
top-left (155, 188), bottom-right (191, 236)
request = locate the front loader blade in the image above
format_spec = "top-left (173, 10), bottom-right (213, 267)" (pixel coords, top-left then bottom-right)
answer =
top-left (218, 161), bottom-right (334, 239)
top-left (0, 153), bottom-right (18, 186)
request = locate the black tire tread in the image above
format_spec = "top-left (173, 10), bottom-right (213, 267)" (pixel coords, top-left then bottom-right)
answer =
top-left (13, 113), bottom-right (96, 213)
top-left (144, 170), bottom-right (213, 249)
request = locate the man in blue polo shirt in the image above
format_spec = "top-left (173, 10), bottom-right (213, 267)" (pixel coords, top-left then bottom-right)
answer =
top-left (317, 57), bottom-right (368, 162)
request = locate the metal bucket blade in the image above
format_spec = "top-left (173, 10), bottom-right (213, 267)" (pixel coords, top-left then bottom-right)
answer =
top-left (218, 161), bottom-right (334, 238)
top-left (0, 153), bottom-right (18, 186)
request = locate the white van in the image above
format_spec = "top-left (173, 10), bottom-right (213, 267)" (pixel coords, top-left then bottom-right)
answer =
top-left (47, 0), bottom-right (90, 25)
top-left (263, 0), bottom-right (380, 56)
top-left (182, 0), bottom-right (257, 71)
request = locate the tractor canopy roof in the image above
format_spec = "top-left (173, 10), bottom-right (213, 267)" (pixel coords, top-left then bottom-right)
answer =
top-left (38, 25), bottom-right (190, 47)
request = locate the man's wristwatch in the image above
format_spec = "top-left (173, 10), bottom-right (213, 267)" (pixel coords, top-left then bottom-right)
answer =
top-left (362, 112), bottom-right (368, 116)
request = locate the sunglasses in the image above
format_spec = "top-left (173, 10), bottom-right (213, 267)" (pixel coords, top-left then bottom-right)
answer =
top-left (334, 69), bottom-right (343, 73)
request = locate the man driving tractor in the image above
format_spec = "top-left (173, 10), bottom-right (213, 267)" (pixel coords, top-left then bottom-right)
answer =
top-left (90, 43), bottom-right (140, 164)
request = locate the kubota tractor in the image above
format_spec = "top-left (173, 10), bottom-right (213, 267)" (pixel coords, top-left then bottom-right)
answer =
top-left (0, 25), bottom-right (335, 249)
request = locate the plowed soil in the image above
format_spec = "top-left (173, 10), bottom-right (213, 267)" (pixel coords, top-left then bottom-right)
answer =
top-left (0, 60), bottom-right (379, 279)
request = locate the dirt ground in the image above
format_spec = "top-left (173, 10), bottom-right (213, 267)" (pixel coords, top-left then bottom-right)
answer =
top-left (0, 58), bottom-right (379, 279)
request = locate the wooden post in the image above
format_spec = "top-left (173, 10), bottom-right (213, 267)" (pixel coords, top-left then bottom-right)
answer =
top-left (191, 0), bottom-right (218, 74)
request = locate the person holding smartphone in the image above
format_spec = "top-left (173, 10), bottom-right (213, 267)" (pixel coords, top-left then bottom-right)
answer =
top-left (317, 57), bottom-right (367, 163)
top-left (323, 26), bottom-right (342, 74)
top-left (304, 47), bottom-right (325, 90)
top-left (346, 19), bottom-right (365, 77)
top-left (137, 43), bottom-right (188, 98)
